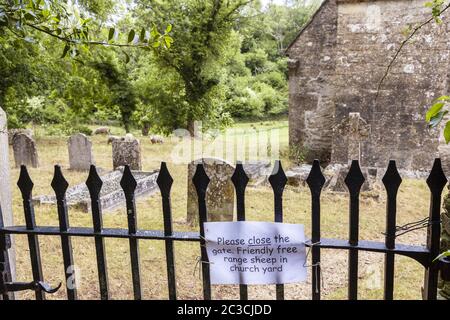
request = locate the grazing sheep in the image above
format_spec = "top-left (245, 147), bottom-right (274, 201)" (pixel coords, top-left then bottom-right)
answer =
top-left (94, 127), bottom-right (110, 135)
top-left (150, 135), bottom-right (164, 144)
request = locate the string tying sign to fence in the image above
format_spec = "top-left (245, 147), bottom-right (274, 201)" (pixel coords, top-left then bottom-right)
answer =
top-left (204, 221), bottom-right (307, 285)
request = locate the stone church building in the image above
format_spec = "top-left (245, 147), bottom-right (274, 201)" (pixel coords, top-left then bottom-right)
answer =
top-left (286, 0), bottom-right (450, 171)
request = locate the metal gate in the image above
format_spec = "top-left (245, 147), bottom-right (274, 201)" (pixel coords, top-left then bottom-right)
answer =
top-left (0, 158), bottom-right (447, 300)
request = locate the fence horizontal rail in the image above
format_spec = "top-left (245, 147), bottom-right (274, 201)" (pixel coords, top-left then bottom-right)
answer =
top-left (0, 229), bottom-right (432, 265)
top-left (0, 227), bottom-right (431, 265)
top-left (309, 238), bottom-right (430, 266)
top-left (0, 226), bottom-right (200, 242)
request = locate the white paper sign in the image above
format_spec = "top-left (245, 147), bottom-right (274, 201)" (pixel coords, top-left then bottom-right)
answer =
top-left (204, 221), bottom-right (307, 285)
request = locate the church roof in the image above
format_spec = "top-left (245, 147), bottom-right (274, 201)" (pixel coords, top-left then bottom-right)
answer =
top-left (285, 0), bottom-right (331, 55)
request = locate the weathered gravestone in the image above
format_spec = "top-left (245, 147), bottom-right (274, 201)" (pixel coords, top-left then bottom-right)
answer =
top-left (33, 167), bottom-right (159, 213)
top-left (325, 113), bottom-right (373, 192)
top-left (0, 107), bottom-right (15, 283)
top-left (187, 158), bottom-right (235, 224)
top-left (112, 135), bottom-right (142, 170)
top-left (68, 133), bottom-right (94, 171)
top-left (8, 128), bottom-right (33, 145)
top-left (12, 133), bottom-right (39, 168)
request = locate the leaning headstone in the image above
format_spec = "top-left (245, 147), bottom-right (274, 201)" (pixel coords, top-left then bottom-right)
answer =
top-left (187, 158), bottom-right (235, 224)
top-left (242, 160), bottom-right (272, 187)
top-left (68, 133), bottom-right (94, 171)
top-left (323, 163), bottom-right (374, 192)
top-left (12, 133), bottom-right (39, 168)
top-left (0, 107), bottom-right (16, 283)
top-left (285, 164), bottom-right (313, 187)
top-left (33, 167), bottom-right (159, 213)
top-left (112, 135), bottom-right (142, 170)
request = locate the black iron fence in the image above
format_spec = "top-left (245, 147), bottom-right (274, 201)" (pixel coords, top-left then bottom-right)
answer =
top-left (0, 158), bottom-right (447, 300)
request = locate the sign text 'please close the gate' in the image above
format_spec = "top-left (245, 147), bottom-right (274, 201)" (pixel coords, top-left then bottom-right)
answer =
top-left (204, 221), bottom-right (307, 285)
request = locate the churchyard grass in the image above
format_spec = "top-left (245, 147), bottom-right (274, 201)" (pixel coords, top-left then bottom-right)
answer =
top-left (9, 119), bottom-right (430, 300)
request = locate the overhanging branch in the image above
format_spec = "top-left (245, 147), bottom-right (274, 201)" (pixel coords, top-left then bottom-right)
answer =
top-left (27, 24), bottom-right (156, 49)
top-left (375, 2), bottom-right (450, 102)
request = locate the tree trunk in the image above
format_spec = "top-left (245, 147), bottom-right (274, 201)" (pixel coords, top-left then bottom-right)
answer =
top-left (141, 122), bottom-right (150, 136)
top-left (187, 119), bottom-right (195, 137)
top-left (122, 112), bottom-right (131, 133)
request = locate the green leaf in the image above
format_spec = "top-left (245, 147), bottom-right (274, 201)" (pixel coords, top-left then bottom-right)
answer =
top-left (139, 28), bottom-right (146, 42)
top-left (61, 44), bottom-right (70, 58)
top-left (41, 9), bottom-right (50, 18)
top-left (124, 51), bottom-right (130, 64)
top-left (24, 11), bottom-right (37, 21)
top-left (127, 29), bottom-right (135, 43)
top-left (444, 122), bottom-right (450, 144)
top-left (437, 95), bottom-right (450, 101)
top-left (426, 102), bottom-right (445, 122)
top-left (73, 58), bottom-right (85, 65)
top-left (165, 24), bottom-right (172, 33)
top-left (433, 250), bottom-right (450, 262)
top-left (164, 35), bottom-right (173, 48)
top-left (108, 27), bottom-right (115, 41)
top-left (428, 110), bottom-right (447, 128)
top-left (150, 26), bottom-right (160, 38)
top-left (82, 18), bottom-right (92, 25)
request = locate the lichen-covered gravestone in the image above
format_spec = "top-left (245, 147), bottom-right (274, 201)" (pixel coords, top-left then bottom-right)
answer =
top-left (12, 133), bottom-right (39, 168)
top-left (68, 133), bottom-right (94, 171)
top-left (112, 135), bottom-right (142, 170)
top-left (187, 158), bottom-right (235, 224)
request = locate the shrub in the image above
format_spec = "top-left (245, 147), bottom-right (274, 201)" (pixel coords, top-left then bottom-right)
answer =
top-left (42, 124), bottom-right (66, 136)
top-left (72, 125), bottom-right (93, 136)
top-left (255, 71), bottom-right (286, 90)
top-left (252, 81), bottom-right (287, 115)
top-left (284, 145), bottom-right (308, 165)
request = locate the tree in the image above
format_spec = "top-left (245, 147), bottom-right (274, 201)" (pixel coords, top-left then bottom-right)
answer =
top-left (0, 0), bottom-right (172, 56)
top-left (91, 59), bottom-right (137, 133)
top-left (133, 0), bottom-right (252, 135)
top-left (0, 0), bottom-right (172, 131)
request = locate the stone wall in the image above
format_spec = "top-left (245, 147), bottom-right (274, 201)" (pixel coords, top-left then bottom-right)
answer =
top-left (333, 0), bottom-right (450, 170)
top-left (286, 0), bottom-right (338, 165)
top-left (287, 0), bottom-right (450, 171)
top-left (438, 57), bottom-right (450, 175)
